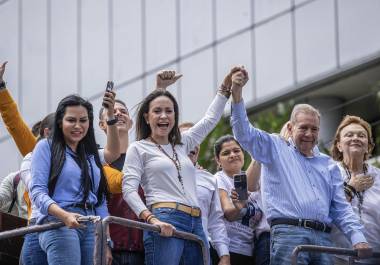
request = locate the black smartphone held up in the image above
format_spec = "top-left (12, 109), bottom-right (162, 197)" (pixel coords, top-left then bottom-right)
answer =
top-left (102, 81), bottom-right (114, 108)
top-left (233, 173), bottom-right (248, 201)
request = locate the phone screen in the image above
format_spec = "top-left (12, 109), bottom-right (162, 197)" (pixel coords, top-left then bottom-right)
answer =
top-left (106, 81), bottom-right (114, 92)
top-left (233, 173), bottom-right (248, 201)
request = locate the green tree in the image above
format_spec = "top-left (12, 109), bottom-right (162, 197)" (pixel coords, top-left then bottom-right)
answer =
top-left (198, 101), bottom-right (294, 173)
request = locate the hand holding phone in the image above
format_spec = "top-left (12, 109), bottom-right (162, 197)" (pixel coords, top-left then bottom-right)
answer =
top-left (102, 81), bottom-right (114, 108)
top-left (233, 173), bottom-right (248, 201)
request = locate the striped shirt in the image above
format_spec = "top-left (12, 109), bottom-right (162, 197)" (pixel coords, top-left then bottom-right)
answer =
top-left (231, 100), bottom-right (366, 246)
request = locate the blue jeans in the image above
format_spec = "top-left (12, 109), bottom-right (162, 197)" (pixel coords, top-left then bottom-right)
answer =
top-left (254, 232), bottom-right (270, 265)
top-left (20, 219), bottom-right (48, 265)
top-left (38, 207), bottom-right (96, 265)
top-left (270, 224), bottom-right (333, 265)
top-left (144, 207), bottom-right (209, 265)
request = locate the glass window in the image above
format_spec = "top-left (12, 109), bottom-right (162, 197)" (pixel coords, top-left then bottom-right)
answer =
top-left (113, 0), bottom-right (143, 81)
top-left (0, 0), bottom-right (20, 106)
top-left (216, 0), bottom-right (251, 39)
top-left (22, 0), bottom-right (48, 122)
top-left (254, 0), bottom-right (291, 23)
top-left (181, 49), bottom-right (214, 122)
top-left (81, 0), bottom-right (109, 97)
top-left (295, 0), bottom-right (336, 82)
top-left (217, 31), bottom-right (254, 103)
top-left (338, 0), bottom-right (380, 65)
top-left (180, 0), bottom-right (212, 56)
top-left (255, 15), bottom-right (294, 99)
top-left (51, 0), bottom-right (78, 110)
top-left (145, 0), bottom-right (177, 70)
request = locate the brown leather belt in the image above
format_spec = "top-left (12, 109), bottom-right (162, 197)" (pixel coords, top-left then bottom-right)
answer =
top-left (151, 202), bottom-right (201, 217)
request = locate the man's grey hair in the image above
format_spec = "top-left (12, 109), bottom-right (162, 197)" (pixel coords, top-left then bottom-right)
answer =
top-left (290, 104), bottom-right (321, 124)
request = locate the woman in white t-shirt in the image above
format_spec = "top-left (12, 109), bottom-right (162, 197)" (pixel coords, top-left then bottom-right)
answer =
top-left (123, 68), bottom-right (248, 265)
top-left (214, 135), bottom-right (263, 264)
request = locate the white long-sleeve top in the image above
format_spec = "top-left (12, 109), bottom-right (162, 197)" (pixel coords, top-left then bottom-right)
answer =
top-left (123, 93), bottom-right (228, 216)
top-left (331, 163), bottom-right (380, 264)
top-left (19, 152), bottom-right (40, 220)
top-left (196, 168), bottom-right (229, 257)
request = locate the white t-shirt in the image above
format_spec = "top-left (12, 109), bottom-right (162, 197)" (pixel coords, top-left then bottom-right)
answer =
top-left (251, 190), bottom-right (270, 239)
top-left (331, 163), bottom-right (380, 264)
top-left (123, 93), bottom-right (228, 215)
top-left (216, 170), bottom-right (255, 257)
top-left (196, 168), bottom-right (229, 257)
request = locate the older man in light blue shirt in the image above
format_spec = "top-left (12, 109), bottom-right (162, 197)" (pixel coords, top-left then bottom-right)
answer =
top-left (228, 68), bottom-right (370, 265)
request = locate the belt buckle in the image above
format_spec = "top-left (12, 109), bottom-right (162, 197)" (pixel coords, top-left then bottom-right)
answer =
top-left (303, 219), bottom-right (313, 230)
top-left (190, 207), bottom-right (199, 217)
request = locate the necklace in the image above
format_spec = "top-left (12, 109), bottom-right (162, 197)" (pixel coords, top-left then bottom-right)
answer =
top-left (149, 137), bottom-right (185, 194)
top-left (342, 162), bottom-right (368, 221)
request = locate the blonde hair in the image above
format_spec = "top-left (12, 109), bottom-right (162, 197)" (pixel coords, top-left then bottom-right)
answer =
top-left (290, 104), bottom-right (320, 124)
top-left (330, 115), bottom-right (374, 161)
top-left (280, 121), bottom-right (291, 139)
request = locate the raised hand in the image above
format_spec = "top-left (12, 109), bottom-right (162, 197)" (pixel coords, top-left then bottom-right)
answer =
top-left (102, 91), bottom-right (116, 120)
top-left (230, 189), bottom-right (247, 210)
top-left (231, 66), bottom-right (249, 103)
top-left (0, 61), bottom-right (8, 82)
top-left (156, 70), bottom-right (182, 90)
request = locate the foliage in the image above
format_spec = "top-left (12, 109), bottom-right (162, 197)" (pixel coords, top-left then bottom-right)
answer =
top-left (199, 101), bottom-right (294, 173)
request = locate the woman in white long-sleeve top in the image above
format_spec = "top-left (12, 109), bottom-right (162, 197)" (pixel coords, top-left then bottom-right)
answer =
top-left (330, 115), bottom-right (380, 265)
top-left (122, 68), bottom-right (245, 265)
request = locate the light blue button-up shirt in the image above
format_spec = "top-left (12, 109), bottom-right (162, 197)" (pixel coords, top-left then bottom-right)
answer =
top-left (231, 100), bottom-right (366, 245)
top-left (30, 139), bottom-right (109, 224)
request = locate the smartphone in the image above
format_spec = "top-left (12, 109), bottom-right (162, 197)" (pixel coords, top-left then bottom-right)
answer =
top-left (233, 173), bottom-right (248, 201)
top-left (102, 81), bottom-right (114, 108)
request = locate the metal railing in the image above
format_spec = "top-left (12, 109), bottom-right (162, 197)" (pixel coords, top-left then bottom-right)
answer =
top-left (0, 215), bottom-right (208, 265)
top-left (94, 216), bottom-right (209, 265)
top-left (0, 216), bottom-right (100, 241)
top-left (291, 245), bottom-right (380, 265)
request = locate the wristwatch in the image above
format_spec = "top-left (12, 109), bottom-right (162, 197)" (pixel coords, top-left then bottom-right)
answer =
top-left (106, 117), bottom-right (118, 126)
top-left (0, 81), bottom-right (6, 90)
top-left (106, 238), bottom-right (114, 249)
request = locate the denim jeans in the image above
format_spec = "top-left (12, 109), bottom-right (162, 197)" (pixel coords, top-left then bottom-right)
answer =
top-left (20, 219), bottom-right (48, 265)
top-left (270, 224), bottom-right (333, 265)
top-left (38, 207), bottom-right (96, 265)
top-left (144, 207), bottom-right (209, 265)
top-left (254, 232), bottom-right (270, 265)
top-left (112, 250), bottom-right (144, 265)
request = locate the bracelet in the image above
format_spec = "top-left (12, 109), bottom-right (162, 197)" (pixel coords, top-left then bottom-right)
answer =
top-left (146, 214), bottom-right (156, 223)
top-left (346, 184), bottom-right (357, 194)
top-left (344, 187), bottom-right (354, 200)
top-left (106, 117), bottom-right (118, 126)
top-left (218, 84), bottom-right (231, 98)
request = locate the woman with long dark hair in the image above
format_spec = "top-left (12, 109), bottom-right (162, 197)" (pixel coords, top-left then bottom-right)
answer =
top-left (30, 94), bottom-right (117, 265)
top-left (122, 68), bottom-right (247, 264)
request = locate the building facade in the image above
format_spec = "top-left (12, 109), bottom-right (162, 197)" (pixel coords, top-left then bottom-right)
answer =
top-left (1, 0), bottom-right (380, 178)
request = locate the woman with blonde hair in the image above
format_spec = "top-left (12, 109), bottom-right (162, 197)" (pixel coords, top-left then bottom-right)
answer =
top-left (330, 115), bottom-right (380, 265)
